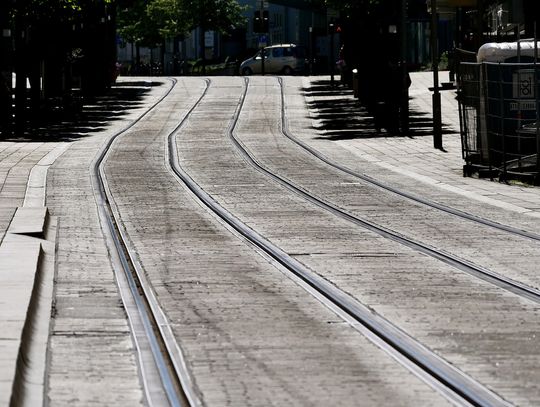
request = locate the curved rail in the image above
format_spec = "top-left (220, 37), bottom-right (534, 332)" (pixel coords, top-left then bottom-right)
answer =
top-left (241, 77), bottom-right (540, 305)
top-left (167, 77), bottom-right (510, 407)
top-left (277, 78), bottom-right (540, 242)
top-left (91, 78), bottom-right (204, 407)
top-left (229, 78), bottom-right (540, 305)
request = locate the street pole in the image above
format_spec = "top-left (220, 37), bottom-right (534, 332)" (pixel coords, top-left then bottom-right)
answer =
top-left (401, 0), bottom-right (409, 135)
top-left (309, 26), bottom-right (313, 75)
top-left (259, 0), bottom-right (265, 76)
top-left (14, 10), bottom-right (26, 137)
top-left (476, 0), bottom-right (484, 51)
top-left (431, 0), bottom-right (443, 149)
top-left (329, 23), bottom-right (334, 87)
top-left (261, 46), bottom-right (265, 76)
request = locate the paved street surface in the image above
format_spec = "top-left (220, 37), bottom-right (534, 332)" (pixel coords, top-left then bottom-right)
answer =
top-left (1, 72), bottom-right (539, 406)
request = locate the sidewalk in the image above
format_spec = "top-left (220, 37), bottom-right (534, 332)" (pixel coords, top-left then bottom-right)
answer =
top-left (0, 141), bottom-right (65, 405)
top-left (1, 72), bottom-right (539, 403)
top-left (306, 71), bottom-right (540, 220)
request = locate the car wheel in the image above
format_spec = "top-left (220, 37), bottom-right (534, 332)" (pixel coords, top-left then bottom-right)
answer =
top-left (242, 67), bottom-right (253, 76)
top-left (282, 66), bottom-right (293, 75)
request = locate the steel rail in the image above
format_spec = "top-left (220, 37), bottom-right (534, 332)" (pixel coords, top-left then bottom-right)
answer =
top-left (238, 77), bottom-right (540, 306)
top-left (91, 78), bottom-right (202, 407)
top-left (277, 78), bottom-right (540, 242)
top-left (167, 77), bottom-right (510, 407)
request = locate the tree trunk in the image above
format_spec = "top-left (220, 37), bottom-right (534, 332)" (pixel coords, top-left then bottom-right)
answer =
top-left (0, 1), bottom-right (13, 137)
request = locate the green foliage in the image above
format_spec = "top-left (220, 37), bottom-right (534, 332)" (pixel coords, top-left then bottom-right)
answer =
top-left (117, 0), bottom-right (162, 46)
top-left (8, 0), bottom-right (247, 49)
top-left (10, 0), bottom-right (114, 24)
top-left (192, 0), bottom-right (248, 33)
top-left (11, 0), bottom-right (78, 21)
top-left (323, 0), bottom-right (380, 12)
top-left (118, 0), bottom-right (247, 45)
top-left (146, 0), bottom-right (190, 39)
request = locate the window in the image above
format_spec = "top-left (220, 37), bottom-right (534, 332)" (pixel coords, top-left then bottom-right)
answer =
top-left (272, 48), bottom-right (283, 58)
top-left (283, 47), bottom-right (293, 57)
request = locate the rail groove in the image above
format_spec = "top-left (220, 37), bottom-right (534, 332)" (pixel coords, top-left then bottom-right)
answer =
top-left (168, 77), bottom-right (511, 407)
top-left (239, 77), bottom-right (540, 306)
top-left (92, 78), bottom-right (202, 407)
top-left (278, 77), bottom-right (540, 242)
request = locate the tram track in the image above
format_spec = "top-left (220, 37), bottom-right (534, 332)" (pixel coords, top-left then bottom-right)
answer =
top-left (98, 77), bottom-right (457, 406)
top-left (89, 75), bottom-right (535, 406)
top-left (91, 78), bottom-right (203, 407)
top-left (167, 77), bottom-right (511, 406)
top-left (229, 78), bottom-right (540, 307)
top-left (279, 77), bottom-right (540, 242)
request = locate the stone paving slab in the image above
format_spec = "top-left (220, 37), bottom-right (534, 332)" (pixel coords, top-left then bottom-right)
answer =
top-left (0, 140), bottom-right (65, 406)
top-left (105, 76), bottom-right (451, 406)
top-left (8, 206), bottom-right (49, 237)
top-left (173, 76), bottom-right (540, 405)
top-left (314, 71), bottom-right (540, 219)
top-left (284, 74), bottom-right (540, 239)
top-left (24, 143), bottom-right (71, 208)
top-left (0, 71), bottom-right (537, 406)
top-left (0, 213), bottom-right (52, 406)
top-left (44, 78), bottom-right (170, 406)
top-left (0, 142), bottom-right (62, 241)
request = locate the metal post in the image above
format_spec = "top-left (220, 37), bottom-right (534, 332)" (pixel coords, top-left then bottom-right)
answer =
top-left (401, 0), bottom-right (409, 135)
top-left (535, 22), bottom-right (540, 175)
top-left (259, 1), bottom-right (265, 76)
top-left (14, 14), bottom-right (26, 137)
top-left (309, 26), bottom-right (313, 75)
top-left (499, 63), bottom-right (506, 178)
top-left (517, 26), bottom-right (522, 163)
top-left (431, 0), bottom-right (443, 149)
top-left (329, 23), bottom-right (334, 87)
top-left (261, 46), bottom-right (265, 76)
top-left (476, 0), bottom-right (484, 51)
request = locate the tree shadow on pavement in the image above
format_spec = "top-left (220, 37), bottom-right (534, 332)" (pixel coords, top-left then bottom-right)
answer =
top-left (1, 81), bottom-right (162, 142)
top-left (303, 79), bottom-right (457, 141)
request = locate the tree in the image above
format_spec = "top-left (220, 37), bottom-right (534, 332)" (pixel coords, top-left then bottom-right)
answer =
top-left (144, 0), bottom-right (247, 38)
top-left (182, 0), bottom-right (247, 72)
top-left (146, 0), bottom-right (190, 40)
top-left (4, 0), bottom-right (117, 136)
top-left (118, 0), bottom-right (247, 73)
top-left (8, 0), bottom-right (81, 135)
top-left (118, 0), bottom-right (162, 47)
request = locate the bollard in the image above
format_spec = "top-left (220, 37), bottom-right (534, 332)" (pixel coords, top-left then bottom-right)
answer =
top-left (352, 69), bottom-right (359, 98)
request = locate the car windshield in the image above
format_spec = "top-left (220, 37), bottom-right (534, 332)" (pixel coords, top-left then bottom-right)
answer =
top-left (254, 50), bottom-right (268, 59)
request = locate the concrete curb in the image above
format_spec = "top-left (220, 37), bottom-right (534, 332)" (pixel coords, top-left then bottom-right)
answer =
top-left (24, 143), bottom-right (71, 208)
top-left (0, 207), bottom-right (56, 406)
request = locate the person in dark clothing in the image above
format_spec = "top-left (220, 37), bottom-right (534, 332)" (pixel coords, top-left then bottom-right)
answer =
top-left (382, 61), bottom-right (402, 135)
top-left (0, 73), bottom-right (11, 135)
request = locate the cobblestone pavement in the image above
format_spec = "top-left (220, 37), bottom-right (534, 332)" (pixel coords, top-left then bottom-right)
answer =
top-left (103, 76), bottom-right (449, 406)
top-left (0, 141), bottom-right (65, 404)
top-left (174, 75), bottom-right (540, 405)
top-left (305, 71), bottom-right (540, 220)
top-left (0, 71), bottom-right (539, 405)
top-left (42, 81), bottom-right (173, 405)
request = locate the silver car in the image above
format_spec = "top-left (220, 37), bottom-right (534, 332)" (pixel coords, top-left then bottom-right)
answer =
top-left (240, 44), bottom-right (306, 75)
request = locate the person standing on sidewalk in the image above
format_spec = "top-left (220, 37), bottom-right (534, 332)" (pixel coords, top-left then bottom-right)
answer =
top-left (337, 45), bottom-right (349, 86)
top-left (382, 61), bottom-right (402, 135)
